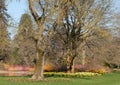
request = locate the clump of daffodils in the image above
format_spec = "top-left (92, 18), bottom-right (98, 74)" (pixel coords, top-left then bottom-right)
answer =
top-left (44, 72), bottom-right (101, 78)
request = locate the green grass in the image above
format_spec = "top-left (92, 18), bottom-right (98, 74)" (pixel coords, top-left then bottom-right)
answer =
top-left (0, 71), bottom-right (120, 85)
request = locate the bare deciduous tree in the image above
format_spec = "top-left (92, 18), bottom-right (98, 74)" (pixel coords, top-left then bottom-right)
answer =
top-left (52, 0), bottom-right (112, 73)
top-left (28, 0), bottom-right (56, 80)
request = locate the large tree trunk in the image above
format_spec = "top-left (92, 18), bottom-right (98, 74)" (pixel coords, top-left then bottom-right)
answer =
top-left (82, 49), bottom-right (86, 66)
top-left (32, 49), bottom-right (44, 80)
top-left (117, 64), bottom-right (120, 69)
top-left (67, 55), bottom-right (71, 73)
top-left (66, 52), bottom-right (75, 73)
top-left (28, 0), bottom-right (46, 80)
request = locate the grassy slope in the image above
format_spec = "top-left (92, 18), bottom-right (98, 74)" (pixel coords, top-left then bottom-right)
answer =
top-left (0, 71), bottom-right (120, 85)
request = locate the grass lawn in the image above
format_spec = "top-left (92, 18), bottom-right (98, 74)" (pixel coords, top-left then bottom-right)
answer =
top-left (0, 71), bottom-right (120, 85)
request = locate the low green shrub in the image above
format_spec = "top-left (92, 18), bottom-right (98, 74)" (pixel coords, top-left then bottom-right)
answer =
top-left (44, 72), bottom-right (101, 78)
